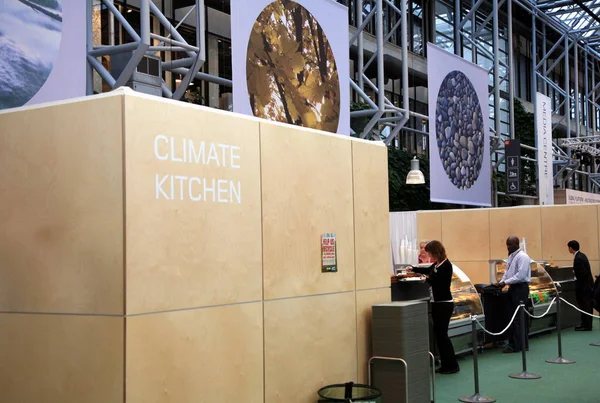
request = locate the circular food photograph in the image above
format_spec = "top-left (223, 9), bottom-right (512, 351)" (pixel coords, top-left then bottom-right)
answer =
top-left (435, 70), bottom-right (485, 190)
top-left (246, 0), bottom-right (340, 133)
top-left (0, 0), bottom-right (63, 109)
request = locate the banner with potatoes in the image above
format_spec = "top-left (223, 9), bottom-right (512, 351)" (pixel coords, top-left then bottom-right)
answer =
top-left (427, 43), bottom-right (491, 207)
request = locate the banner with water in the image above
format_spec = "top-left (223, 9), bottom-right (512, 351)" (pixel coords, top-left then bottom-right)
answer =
top-left (0, 0), bottom-right (86, 110)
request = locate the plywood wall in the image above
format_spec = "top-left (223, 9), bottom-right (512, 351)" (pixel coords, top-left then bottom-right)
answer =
top-left (122, 96), bottom-right (391, 403)
top-left (417, 205), bottom-right (600, 284)
top-left (0, 90), bottom-right (391, 403)
top-left (0, 95), bottom-right (126, 403)
top-left (260, 121), bottom-right (355, 299)
top-left (0, 96), bottom-right (124, 314)
top-left (123, 94), bottom-right (263, 315)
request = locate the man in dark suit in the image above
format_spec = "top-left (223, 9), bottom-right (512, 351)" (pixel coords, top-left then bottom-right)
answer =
top-left (568, 240), bottom-right (594, 331)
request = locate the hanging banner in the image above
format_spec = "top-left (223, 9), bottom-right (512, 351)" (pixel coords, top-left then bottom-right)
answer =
top-left (231, 0), bottom-right (349, 135)
top-left (321, 233), bottom-right (337, 273)
top-left (536, 92), bottom-right (554, 205)
top-left (0, 0), bottom-right (86, 110)
top-left (427, 43), bottom-right (491, 206)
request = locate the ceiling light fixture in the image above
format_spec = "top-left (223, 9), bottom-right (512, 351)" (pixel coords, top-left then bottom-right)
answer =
top-left (406, 156), bottom-right (425, 185)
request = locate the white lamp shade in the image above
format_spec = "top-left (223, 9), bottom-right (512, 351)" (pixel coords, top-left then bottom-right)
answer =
top-left (406, 157), bottom-right (425, 185)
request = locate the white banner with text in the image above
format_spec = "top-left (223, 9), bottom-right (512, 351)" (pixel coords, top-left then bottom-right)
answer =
top-left (536, 92), bottom-right (554, 205)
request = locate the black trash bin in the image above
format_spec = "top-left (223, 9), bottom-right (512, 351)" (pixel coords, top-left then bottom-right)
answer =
top-left (318, 382), bottom-right (382, 403)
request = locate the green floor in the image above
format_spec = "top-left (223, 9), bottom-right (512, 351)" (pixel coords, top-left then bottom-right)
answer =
top-left (434, 328), bottom-right (600, 403)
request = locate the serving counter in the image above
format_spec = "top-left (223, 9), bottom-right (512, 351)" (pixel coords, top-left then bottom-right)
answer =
top-left (486, 259), bottom-right (581, 339)
top-left (545, 265), bottom-right (579, 329)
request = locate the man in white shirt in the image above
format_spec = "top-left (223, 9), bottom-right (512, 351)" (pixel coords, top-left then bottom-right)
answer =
top-left (494, 236), bottom-right (531, 353)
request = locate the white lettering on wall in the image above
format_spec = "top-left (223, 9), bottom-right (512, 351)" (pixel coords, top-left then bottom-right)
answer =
top-left (565, 189), bottom-right (600, 205)
top-left (189, 177), bottom-right (202, 201)
top-left (206, 143), bottom-right (219, 166)
top-left (154, 136), bottom-right (241, 167)
top-left (153, 135), bottom-right (243, 204)
top-left (156, 174), bottom-right (170, 199)
top-left (230, 181), bottom-right (241, 203)
top-left (189, 140), bottom-right (206, 164)
top-left (230, 146), bottom-right (240, 169)
top-left (155, 174), bottom-right (242, 204)
top-left (154, 135), bottom-right (169, 161)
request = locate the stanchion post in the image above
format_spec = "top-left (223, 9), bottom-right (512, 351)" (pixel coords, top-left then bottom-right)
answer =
top-left (547, 290), bottom-right (575, 363)
top-left (591, 314), bottom-right (600, 347)
top-left (509, 303), bottom-right (541, 379)
top-left (459, 316), bottom-right (495, 403)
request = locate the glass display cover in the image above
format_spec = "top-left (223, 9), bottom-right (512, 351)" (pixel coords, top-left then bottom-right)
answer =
top-left (491, 260), bottom-right (557, 305)
top-left (451, 264), bottom-right (484, 320)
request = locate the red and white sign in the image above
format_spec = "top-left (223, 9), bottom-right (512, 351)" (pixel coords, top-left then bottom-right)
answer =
top-left (321, 233), bottom-right (337, 272)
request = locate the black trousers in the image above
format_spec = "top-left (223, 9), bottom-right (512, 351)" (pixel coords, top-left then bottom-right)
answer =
top-left (507, 282), bottom-right (529, 351)
top-left (431, 302), bottom-right (459, 370)
top-left (576, 283), bottom-right (594, 329)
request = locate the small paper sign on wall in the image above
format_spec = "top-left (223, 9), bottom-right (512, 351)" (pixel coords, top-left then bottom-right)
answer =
top-left (321, 233), bottom-right (337, 272)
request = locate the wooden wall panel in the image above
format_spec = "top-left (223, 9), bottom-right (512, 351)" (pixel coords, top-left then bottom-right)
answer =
top-left (353, 141), bottom-right (390, 290)
top-left (261, 122), bottom-right (355, 300)
top-left (0, 96), bottom-right (124, 314)
top-left (126, 302), bottom-right (263, 403)
top-left (416, 211), bottom-right (442, 243)
top-left (489, 206), bottom-right (542, 260)
top-left (452, 261), bottom-right (491, 285)
top-left (441, 210), bottom-right (490, 262)
top-left (264, 292), bottom-right (357, 403)
top-left (124, 95), bottom-right (263, 314)
top-left (541, 205), bottom-right (599, 261)
top-left (0, 314), bottom-right (123, 403)
top-left (356, 288), bottom-right (390, 384)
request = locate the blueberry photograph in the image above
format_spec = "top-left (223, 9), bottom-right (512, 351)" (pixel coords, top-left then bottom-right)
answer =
top-left (0, 0), bottom-right (63, 109)
top-left (435, 70), bottom-right (485, 190)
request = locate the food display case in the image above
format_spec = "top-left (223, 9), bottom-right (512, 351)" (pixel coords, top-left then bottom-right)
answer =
top-left (489, 259), bottom-right (558, 334)
top-left (449, 264), bottom-right (485, 353)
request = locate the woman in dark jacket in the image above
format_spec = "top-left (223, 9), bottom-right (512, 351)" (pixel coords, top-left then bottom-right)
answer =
top-left (410, 240), bottom-right (460, 374)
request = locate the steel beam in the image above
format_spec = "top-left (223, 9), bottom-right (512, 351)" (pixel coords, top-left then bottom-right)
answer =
top-left (508, 0), bottom-right (515, 138)
top-left (101, 0), bottom-right (140, 41)
top-left (87, 0), bottom-right (205, 102)
top-left (493, 0), bottom-right (501, 138)
top-left (566, 35), bottom-right (571, 153)
top-left (86, 0), bottom-right (93, 95)
top-left (585, 51), bottom-right (590, 133)
top-left (384, 0), bottom-right (410, 145)
top-left (536, 32), bottom-right (565, 71)
top-left (455, 0), bottom-right (461, 54)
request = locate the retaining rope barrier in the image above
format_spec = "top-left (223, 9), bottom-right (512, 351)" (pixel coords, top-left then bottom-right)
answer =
top-left (523, 297), bottom-right (557, 319)
top-left (456, 290), bottom-right (600, 400)
top-left (456, 289), bottom-right (600, 401)
top-left (471, 295), bottom-right (597, 335)
top-left (559, 297), bottom-right (600, 319)
top-left (474, 303), bottom-right (522, 336)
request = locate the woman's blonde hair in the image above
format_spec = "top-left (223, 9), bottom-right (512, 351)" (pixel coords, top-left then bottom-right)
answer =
top-left (424, 240), bottom-right (447, 262)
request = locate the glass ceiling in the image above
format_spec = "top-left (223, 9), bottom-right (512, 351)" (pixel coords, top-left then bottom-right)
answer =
top-left (538, 0), bottom-right (600, 49)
